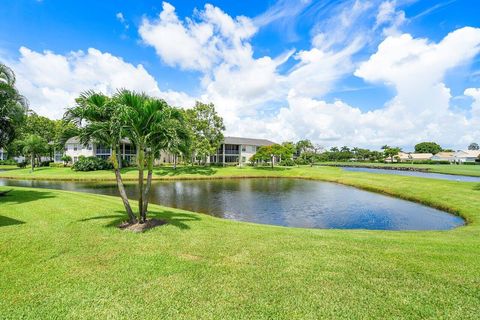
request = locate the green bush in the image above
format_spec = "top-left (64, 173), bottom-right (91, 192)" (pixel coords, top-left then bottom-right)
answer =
top-left (17, 161), bottom-right (27, 168)
top-left (39, 160), bottom-right (53, 167)
top-left (0, 159), bottom-right (17, 165)
top-left (72, 156), bottom-right (113, 171)
top-left (49, 162), bottom-right (65, 168)
top-left (279, 158), bottom-right (295, 166)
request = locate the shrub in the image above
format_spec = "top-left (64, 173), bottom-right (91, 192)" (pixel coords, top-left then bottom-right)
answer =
top-left (72, 156), bottom-right (113, 171)
top-left (39, 160), bottom-right (53, 167)
top-left (49, 162), bottom-right (65, 168)
top-left (0, 159), bottom-right (17, 165)
top-left (279, 158), bottom-right (295, 166)
top-left (17, 161), bottom-right (27, 168)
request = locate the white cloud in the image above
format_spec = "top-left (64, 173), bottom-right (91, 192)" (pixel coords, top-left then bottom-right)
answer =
top-left (139, 2), bottom-right (256, 72)
top-left (138, 2), bottom-right (480, 149)
top-left (116, 12), bottom-right (129, 29)
top-left (7, 47), bottom-right (194, 119)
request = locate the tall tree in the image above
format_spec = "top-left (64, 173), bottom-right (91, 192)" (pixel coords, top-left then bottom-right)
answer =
top-left (414, 142), bottom-right (442, 154)
top-left (384, 147), bottom-right (402, 162)
top-left (295, 139), bottom-right (313, 157)
top-left (185, 102), bottom-right (225, 165)
top-left (468, 142), bottom-right (479, 150)
top-left (20, 134), bottom-right (47, 172)
top-left (115, 90), bottom-right (190, 223)
top-left (65, 91), bottom-right (136, 223)
top-left (0, 63), bottom-right (28, 149)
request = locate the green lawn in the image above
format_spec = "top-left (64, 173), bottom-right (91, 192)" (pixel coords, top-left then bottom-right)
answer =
top-left (0, 164), bottom-right (19, 171)
top-left (1, 168), bottom-right (480, 319)
top-left (1, 163), bottom-right (479, 182)
top-left (318, 161), bottom-right (480, 177)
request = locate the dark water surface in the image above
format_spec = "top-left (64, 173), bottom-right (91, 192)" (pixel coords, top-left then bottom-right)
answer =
top-left (0, 178), bottom-right (464, 230)
top-left (341, 167), bottom-right (480, 182)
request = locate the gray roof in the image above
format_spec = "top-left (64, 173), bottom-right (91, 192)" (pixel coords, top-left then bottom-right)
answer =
top-left (223, 136), bottom-right (276, 146)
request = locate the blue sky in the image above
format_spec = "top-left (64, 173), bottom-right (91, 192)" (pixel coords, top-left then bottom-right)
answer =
top-left (1, 0), bottom-right (479, 149)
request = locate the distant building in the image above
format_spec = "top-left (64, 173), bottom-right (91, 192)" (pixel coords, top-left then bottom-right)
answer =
top-left (57, 135), bottom-right (274, 166)
top-left (431, 152), bottom-right (455, 162)
top-left (209, 136), bottom-right (276, 166)
top-left (397, 152), bottom-right (433, 162)
top-left (454, 150), bottom-right (480, 163)
top-left (0, 148), bottom-right (6, 161)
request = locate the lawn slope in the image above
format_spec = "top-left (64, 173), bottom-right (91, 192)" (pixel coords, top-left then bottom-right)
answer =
top-left (1, 184), bottom-right (480, 319)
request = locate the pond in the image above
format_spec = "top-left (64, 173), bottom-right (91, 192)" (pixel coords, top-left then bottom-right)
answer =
top-left (0, 178), bottom-right (464, 230)
top-left (341, 166), bottom-right (480, 182)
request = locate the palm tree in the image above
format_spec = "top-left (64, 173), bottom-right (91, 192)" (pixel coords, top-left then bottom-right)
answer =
top-left (115, 90), bottom-right (190, 223)
top-left (64, 91), bottom-right (137, 224)
top-left (21, 134), bottom-right (47, 172)
top-left (0, 63), bottom-right (28, 148)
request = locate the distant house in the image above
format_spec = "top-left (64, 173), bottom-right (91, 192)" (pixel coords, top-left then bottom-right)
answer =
top-left (397, 152), bottom-right (433, 162)
top-left (0, 148), bottom-right (6, 161)
top-left (431, 152), bottom-right (455, 162)
top-left (454, 150), bottom-right (480, 163)
top-left (56, 137), bottom-right (137, 164)
top-left (209, 136), bottom-right (276, 166)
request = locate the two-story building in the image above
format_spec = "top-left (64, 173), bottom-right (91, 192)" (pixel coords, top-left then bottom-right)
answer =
top-left (57, 137), bottom-right (137, 164)
top-left (209, 136), bottom-right (276, 166)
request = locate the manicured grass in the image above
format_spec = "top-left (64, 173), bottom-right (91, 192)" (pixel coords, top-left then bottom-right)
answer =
top-left (318, 161), bottom-right (480, 177)
top-left (1, 163), bottom-right (480, 182)
top-left (0, 164), bottom-right (18, 170)
top-left (1, 168), bottom-right (480, 319)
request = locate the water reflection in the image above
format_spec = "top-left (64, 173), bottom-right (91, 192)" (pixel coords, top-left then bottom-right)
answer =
top-left (0, 178), bottom-right (464, 230)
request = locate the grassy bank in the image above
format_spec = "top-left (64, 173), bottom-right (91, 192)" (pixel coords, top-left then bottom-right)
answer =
top-left (1, 164), bottom-right (480, 182)
top-left (1, 169), bottom-right (480, 318)
top-left (318, 161), bottom-right (480, 177)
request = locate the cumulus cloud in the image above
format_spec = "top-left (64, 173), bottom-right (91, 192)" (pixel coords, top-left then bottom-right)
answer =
top-left (7, 47), bottom-right (194, 119)
top-left (6, 1), bottom-right (480, 149)
top-left (139, 2), bottom-right (256, 72)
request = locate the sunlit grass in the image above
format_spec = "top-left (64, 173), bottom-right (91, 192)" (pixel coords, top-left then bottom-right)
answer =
top-left (1, 167), bottom-right (480, 318)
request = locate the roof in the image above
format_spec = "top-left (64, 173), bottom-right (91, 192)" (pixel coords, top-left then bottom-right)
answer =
top-left (432, 152), bottom-right (455, 159)
top-left (398, 152), bottom-right (433, 160)
top-left (455, 150), bottom-right (480, 158)
top-left (223, 136), bottom-right (276, 146)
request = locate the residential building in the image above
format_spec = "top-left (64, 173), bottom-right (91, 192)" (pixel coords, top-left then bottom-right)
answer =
top-left (397, 152), bottom-right (433, 162)
top-left (0, 148), bottom-right (6, 161)
top-left (209, 136), bottom-right (276, 166)
top-left (57, 136), bottom-right (176, 164)
top-left (454, 150), bottom-right (480, 163)
top-left (57, 137), bottom-right (137, 164)
top-left (431, 152), bottom-right (455, 162)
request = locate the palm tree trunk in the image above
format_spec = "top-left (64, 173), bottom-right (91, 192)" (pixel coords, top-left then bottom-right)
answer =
top-left (142, 154), bottom-right (154, 219)
top-left (31, 152), bottom-right (35, 172)
top-left (112, 148), bottom-right (136, 224)
top-left (137, 147), bottom-right (145, 223)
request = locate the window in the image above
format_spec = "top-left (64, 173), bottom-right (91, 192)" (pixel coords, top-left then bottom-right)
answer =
top-left (86, 144), bottom-right (92, 151)
top-left (73, 156), bottom-right (78, 163)
top-left (241, 146), bottom-right (246, 152)
top-left (242, 156), bottom-right (246, 162)
top-left (73, 144), bottom-right (78, 151)
top-left (64, 146), bottom-right (68, 152)
top-left (225, 155), bottom-right (239, 163)
top-left (96, 144), bottom-right (111, 155)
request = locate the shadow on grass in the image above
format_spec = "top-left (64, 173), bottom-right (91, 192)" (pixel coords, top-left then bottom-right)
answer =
top-left (0, 188), bottom-right (56, 205)
top-left (79, 210), bottom-right (201, 230)
top-left (474, 184), bottom-right (480, 191)
top-left (0, 189), bottom-right (56, 227)
top-left (0, 215), bottom-right (25, 227)
top-left (153, 166), bottom-right (217, 177)
top-left (251, 166), bottom-right (292, 172)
